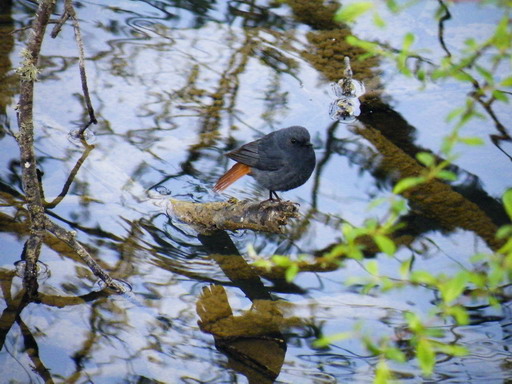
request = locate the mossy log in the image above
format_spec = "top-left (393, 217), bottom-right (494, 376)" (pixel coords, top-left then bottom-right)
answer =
top-left (168, 198), bottom-right (300, 234)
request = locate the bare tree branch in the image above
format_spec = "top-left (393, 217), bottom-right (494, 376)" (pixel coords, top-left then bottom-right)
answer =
top-left (15, 0), bottom-right (123, 292)
top-left (16, 0), bottom-right (56, 280)
top-left (44, 217), bottom-right (125, 291)
top-left (45, 140), bottom-right (95, 209)
top-left (50, 0), bottom-right (97, 135)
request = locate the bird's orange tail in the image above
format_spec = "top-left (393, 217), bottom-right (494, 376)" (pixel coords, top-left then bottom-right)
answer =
top-left (213, 163), bottom-right (251, 192)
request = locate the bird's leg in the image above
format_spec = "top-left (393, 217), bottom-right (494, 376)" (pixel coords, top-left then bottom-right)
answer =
top-left (269, 190), bottom-right (281, 201)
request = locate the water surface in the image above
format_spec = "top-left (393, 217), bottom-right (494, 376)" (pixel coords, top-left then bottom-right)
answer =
top-left (0, 1), bottom-right (511, 383)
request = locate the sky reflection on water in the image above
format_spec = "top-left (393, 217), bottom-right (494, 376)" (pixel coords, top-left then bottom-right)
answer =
top-left (0, 1), bottom-right (511, 383)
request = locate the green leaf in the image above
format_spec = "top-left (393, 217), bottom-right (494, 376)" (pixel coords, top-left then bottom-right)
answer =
top-left (341, 222), bottom-right (355, 239)
top-left (475, 65), bottom-right (494, 85)
top-left (386, 0), bottom-right (400, 13)
top-left (359, 51), bottom-right (378, 61)
top-left (362, 282), bottom-right (377, 294)
top-left (436, 170), bottom-right (457, 181)
top-left (367, 197), bottom-right (387, 210)
top-left (416, 152), bottom-right (435, 167)
top-left (434, 343), bottom-right (468, 356)
top-left (496, 224), bottom-right (512, 239)
top-left (393, 176), bottom-right (426, 194)
top-left (366, 259), bottom-right (379, 275)
top-left (445, 107), bottom-right (465, 123)
top-left (397, 52), bottom-right (412, 77)
top-left (380, 276), bottom-right (396, 291)
top-left (441, 137), bottom-right (455, 155)
top-left (324, 243), bottom-right (346, 258)
top-left (492, 90), bottom-right (508, 102)
top-left (374, 235), bottom-right (396, 255)
top-left (503, 189), bottom-right (512, 220)
top-left (272, 255), bottom-right (291, 267)
top-left (334, 2), bottom-right (374, 23)
top-left (373, 12), bottom-right (386, 28)
top-left (417, 338), bottom-right (435, 376)
top-left (374, 360), bottom-right (392, 384)
top-left (447, 305), bottom-right (469, 325)
top-left (467, 270), bottom-right (486, 288)
top-left (501, 76), bottom-right (512, 87)
top-left (391, 197), bottom-right (409, 215)
top-left (417, 68), bottom-right (426, 82)
top-left (458, 136), bottom-right (484, 146)
top-left (431, 68), bottom-right (445, 80)
top-left (464, 38), bottom-right (478, 49)
top-left (470, 253), bottom-right (487, 264)
top-left (489, 295), bottom-right (500, 308)
top-left (384, 347), bottom-right (406, 362)
top-left (400, 257), bottom-right (413, 278)
top-left (346, 36), bottom-right (383, 54)
top-left (425, 327), bottom-right (445, 338)
top-left (313, 331), bottom-right (352, 347)
top-left (285, 263), bottom-right (299, 282)
top-left (365, 218), bottom-right (379, 231)
top-left (411, 270), bottom-right (437, 286)
top-left (253, 259), bottom-right (272, 269)
top-left (488, 265), bottom-right (504, 288)
top-left (499, 239), bottom-right (512, 255)
top-left (345, 276), bottom-right (367, 286)
top-left (405, 311), bottom-right (423, 332)
top-left (440, 271), bottom-right (469, 303)
top-left (403, 32), bottom-right (415, 51)
top-left (362, 335), bottom-right (380, 354)
top-left (452, 71), bottom-right (474, 83)
top-left (492, 15), bottom-right (510, 51)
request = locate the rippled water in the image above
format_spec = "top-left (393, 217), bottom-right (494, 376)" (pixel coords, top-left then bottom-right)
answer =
top-left (1, 1), bottom-right (511, 383)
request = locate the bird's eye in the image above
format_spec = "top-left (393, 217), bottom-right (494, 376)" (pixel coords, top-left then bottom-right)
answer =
top-left (291, 138), bottom-right (297, 144)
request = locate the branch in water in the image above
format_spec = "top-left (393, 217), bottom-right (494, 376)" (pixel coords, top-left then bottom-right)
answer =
top-left (169, 198), bottom-right (300, 234)
top-left (15, 0), bottom-right (122, 292)
top-left (44, 217), bottom-right (126, 292)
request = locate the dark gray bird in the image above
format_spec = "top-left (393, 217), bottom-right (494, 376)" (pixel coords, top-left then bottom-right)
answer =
top-left (214, 126), bottom-right (316, 200)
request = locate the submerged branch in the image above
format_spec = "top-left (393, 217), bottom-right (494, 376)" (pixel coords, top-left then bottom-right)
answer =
top-left (169, 198), bottom-right (300, 234)
top-left (44, 217), bottom-right (125, 292)
top-left (15, 0), bottom-right (121, 292)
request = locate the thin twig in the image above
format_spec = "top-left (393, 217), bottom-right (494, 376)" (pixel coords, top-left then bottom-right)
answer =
top-left (7, 20), bottom-right (60, 36)
top-left (437, 0), bottom-right (452, 58)
top-left (64, 0), bottom-right (97, 134)
top-left (44, 217), bottom-right (125, 292)
top-left (45, 141), bottom-right (95, 209)
top-left (49, 0), bottom-right (98, 135)
top-left (50, 10), bottom-right (71, 38)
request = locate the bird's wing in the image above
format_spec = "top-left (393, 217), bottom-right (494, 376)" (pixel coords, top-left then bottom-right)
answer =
top-left (226, 138), bottom-right (283, 171)
top-left (225, 140), bottom-right (260, 166)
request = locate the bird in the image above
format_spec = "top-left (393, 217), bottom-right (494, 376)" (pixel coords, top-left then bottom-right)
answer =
top-left (213, 126), bottom-right (316, 200)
